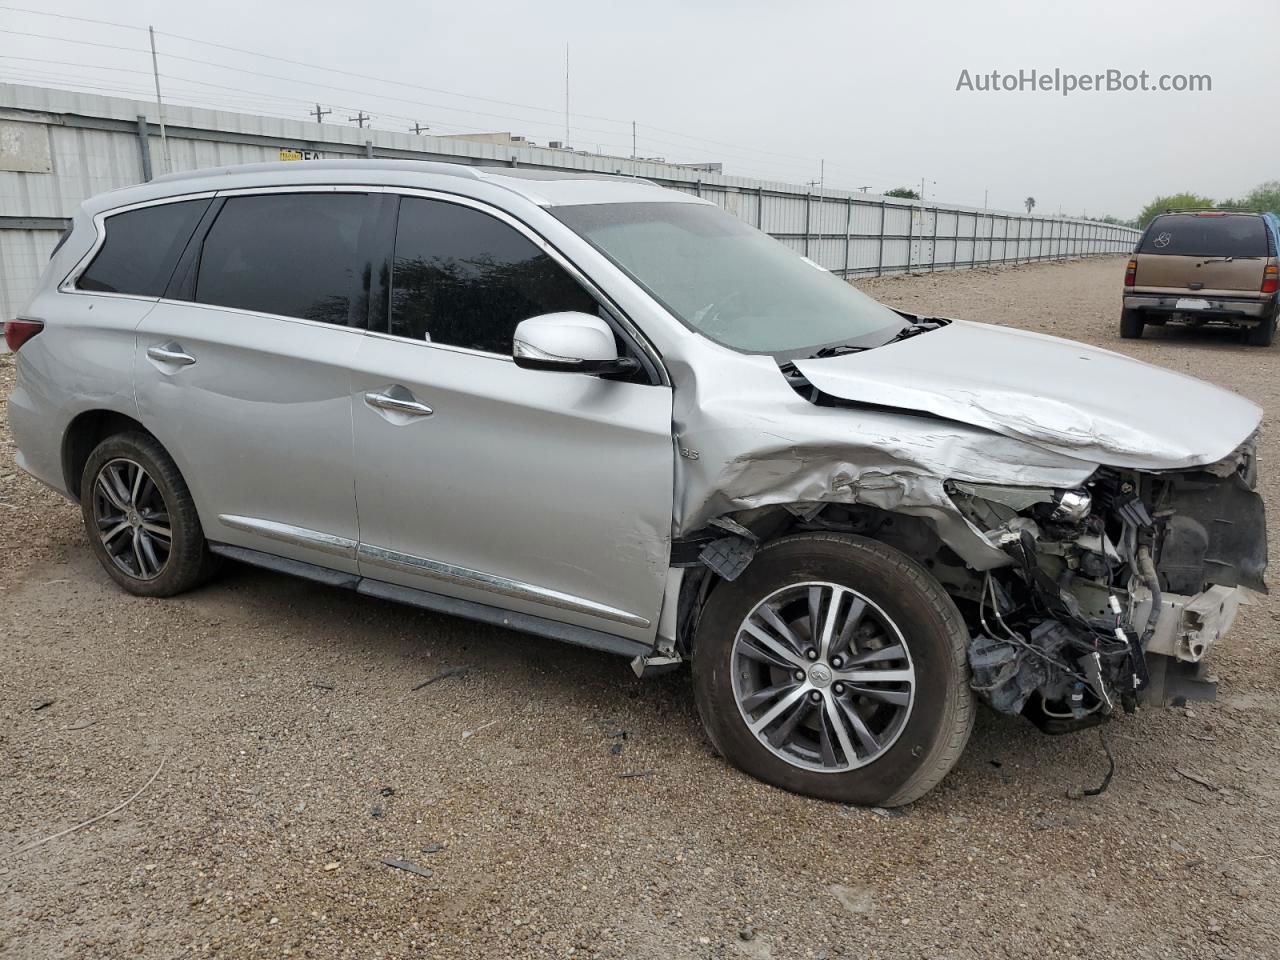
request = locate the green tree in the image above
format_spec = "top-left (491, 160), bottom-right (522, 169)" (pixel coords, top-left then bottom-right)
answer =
top-left (1136, 192), bottom-right (1216, 228)
top-left (1241, 181), bottom-right (1280, 215)
top-left (884, 187), bottom-right (920, 199)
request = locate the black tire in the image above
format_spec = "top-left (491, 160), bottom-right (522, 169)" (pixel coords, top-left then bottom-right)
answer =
top-left (1245, 305), bottom-right (1277, 347)
top-left (692, 533), bottom-right (974, 807)
top-left (1119, 307), bottom-right (1145, 339)
top-left (80, 431), bottom-right (218, 597)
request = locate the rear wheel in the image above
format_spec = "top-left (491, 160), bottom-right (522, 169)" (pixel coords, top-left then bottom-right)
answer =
top-left (1120, 307), bottom-right (1145, 339)
top-left (80, 432), bottom-right (217, 597)
top-left (1245, 305), bottom-right (1277, 347)
top-left (692, 533), bottom-right (974, 807)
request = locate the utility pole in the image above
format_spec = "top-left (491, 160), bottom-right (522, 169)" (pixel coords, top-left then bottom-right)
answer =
top-left (564, 43), bottom-right (570, 145)
top-left (856, 185), bottom-right (870, 192)
top-left (631, 120), bottom-right (636, 159)
top-left (410, 121), bottom-right (429, 135)
top-left (310, 103), bottom-right (331, 124)
top-left (147, 26), bottom-right (170, 174)
top-left (349, 111), bottom-right (370, 128)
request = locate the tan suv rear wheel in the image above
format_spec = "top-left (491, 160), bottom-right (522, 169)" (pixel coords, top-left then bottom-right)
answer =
top-left (1120, 307), bottom-right (1145, 339)
top-left (1245, 304), bottom-right (1277, 347)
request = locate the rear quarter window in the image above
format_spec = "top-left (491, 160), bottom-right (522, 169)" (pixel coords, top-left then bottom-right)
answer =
top-left (77, 199), bottom-right (211, 296)
top-left (1139, 214), bottom-right (1269, 257)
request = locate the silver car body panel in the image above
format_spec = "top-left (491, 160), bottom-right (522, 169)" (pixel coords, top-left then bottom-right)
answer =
top-left (356, 543), bottom-right (651, 629)
top-left (348, 328), bottom-right (672, 643)
top-left (7, 159), bottom-right (1266, 653)
top-left (792, 320), bottom-right (1263, 470)
top-left (218, 515), bottom-right (359, 561)
top-left (135, 299), bottom-right (364, 574)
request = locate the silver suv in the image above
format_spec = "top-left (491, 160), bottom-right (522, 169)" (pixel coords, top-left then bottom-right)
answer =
top-left (7, 161), bottom-right (1267, 806)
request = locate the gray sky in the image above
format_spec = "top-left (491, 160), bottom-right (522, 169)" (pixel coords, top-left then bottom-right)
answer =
top-left (3, 0), bottom-right (1276, 218)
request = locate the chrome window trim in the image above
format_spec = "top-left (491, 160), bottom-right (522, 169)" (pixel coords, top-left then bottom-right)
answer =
top-left (58, 190), bottom-right (219, 296)
top-left (218, 514), bottom-right (358, 560)
top-left (357, 543), bottom-right (652, 629)
top-left (137, 297), bottom-right (375, 338)
top-left (59, 183), bottom-right (668, 383)
top-left (375, 187), bottom-right (670, 385)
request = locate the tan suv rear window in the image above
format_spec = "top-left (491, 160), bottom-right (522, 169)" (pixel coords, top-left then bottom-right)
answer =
top-left (1138, 214), bottom-right (1268, 258)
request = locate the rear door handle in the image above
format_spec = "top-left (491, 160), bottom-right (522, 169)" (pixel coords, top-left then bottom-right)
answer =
top-left (364, 388), bottom-right (433, 418)
top-left (146, 342), bottom-right (196, 366)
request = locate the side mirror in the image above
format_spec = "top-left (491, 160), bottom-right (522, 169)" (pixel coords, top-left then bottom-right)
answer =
top-left (513, 312), bottom-right (640, 376)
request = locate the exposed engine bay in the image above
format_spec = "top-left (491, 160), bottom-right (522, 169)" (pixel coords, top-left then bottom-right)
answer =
top-left (659, 310), bottom-right (1268, 737)
top-left (945, 442), bottom-right (1265, 730)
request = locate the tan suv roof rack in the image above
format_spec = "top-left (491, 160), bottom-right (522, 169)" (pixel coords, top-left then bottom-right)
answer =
top-left (1161, 207), bottom-right (1260, 215)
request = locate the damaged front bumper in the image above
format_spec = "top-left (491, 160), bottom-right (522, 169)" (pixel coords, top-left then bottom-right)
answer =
top-left (955, 446), bottom-right (1266, 730)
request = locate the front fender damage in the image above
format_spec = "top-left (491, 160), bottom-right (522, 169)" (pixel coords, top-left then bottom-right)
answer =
top-left (664, 358), bottom-right (1266, 732)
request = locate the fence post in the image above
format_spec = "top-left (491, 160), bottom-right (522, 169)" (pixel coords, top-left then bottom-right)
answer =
top-left (843, 196), bottom-right (853, 278)
top-left (930, 207), bottom-right (939, 272)
top-left (135, 115), bottom-right (153, 182)
top-left (804, 191), bottom-right (812, 258)
top-left (906, 203), bottom-right (914, 274)
top-left (876, 201), bottom-right (886, 277)
top-left (757, 186), bottom-right (764, 229)
top-left (951, 210), bottom-right (960, 271)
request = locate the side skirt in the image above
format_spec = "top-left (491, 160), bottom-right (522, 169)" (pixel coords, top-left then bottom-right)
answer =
top-left (208, 542), bottom-right (652, 660)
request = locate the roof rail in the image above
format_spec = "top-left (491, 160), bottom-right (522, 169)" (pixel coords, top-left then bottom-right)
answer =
top-left (1162, 207), bottom-right (1258, 214)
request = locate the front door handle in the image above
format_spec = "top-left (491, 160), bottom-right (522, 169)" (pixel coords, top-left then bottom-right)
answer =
top-left (364, 388), bottom-right (433, 418)
top-left (146, 342), bottom-right (196, 366)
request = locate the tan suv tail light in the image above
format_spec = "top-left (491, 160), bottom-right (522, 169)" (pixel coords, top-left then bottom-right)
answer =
top-left (1263, 264), bottom-right (1278, 295)
top-left (1124, 259), bottom-right (1137, 287)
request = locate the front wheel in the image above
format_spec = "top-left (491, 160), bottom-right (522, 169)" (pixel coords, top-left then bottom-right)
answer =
top-left (692, 533), bottom-right (974, 807)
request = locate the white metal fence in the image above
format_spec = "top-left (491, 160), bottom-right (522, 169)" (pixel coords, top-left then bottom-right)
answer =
top-left (0, 82), bottom-right (1140, 319)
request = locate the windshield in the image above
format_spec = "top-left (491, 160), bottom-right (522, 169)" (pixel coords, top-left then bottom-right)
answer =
top-left (1139, 214), bottom-right (1269, 258)
top-left (551, 201), bottom-right (907, 356)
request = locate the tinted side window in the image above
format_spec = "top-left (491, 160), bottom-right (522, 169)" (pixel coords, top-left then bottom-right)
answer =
top-left (391, 197), bottom-right (598, 353)
top-left (78, 199), bottom-right (211, 296)
top-left (195, 193), bottom-right (368, 324)
top-left (1139, 214), bottom-right (1268, 257)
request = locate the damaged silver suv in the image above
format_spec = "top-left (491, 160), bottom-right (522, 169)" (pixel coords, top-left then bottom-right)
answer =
top-left (8, 161), bottom-right (1267, 806)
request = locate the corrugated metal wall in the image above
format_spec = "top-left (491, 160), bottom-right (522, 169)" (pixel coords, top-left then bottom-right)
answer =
top-left (0, 82), bottom-right (1141, 319)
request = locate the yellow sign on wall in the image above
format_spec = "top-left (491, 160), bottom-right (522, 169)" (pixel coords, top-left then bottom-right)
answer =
top-left (279, 148), bottom-right (324, 161)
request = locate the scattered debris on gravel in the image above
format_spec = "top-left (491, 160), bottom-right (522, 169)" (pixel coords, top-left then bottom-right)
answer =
top-left (3, 257), bottom-right (1278, 958)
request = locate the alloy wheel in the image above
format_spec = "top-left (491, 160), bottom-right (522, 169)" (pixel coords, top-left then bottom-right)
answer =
top-left (91, 457), bottom-right (173, 581)
top-left (731, 581), bottom-right (916, 773)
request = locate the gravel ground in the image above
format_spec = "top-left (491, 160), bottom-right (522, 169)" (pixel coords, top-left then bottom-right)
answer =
top-left (2, 256), bottom-right (1277, 960)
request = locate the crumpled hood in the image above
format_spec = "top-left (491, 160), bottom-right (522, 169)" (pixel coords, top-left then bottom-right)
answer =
top-left (792, 319), bottom-right (1262, 470)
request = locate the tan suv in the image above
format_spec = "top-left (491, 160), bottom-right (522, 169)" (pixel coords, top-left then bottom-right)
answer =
top-left (1121, 210), bottom-right (1280, 346)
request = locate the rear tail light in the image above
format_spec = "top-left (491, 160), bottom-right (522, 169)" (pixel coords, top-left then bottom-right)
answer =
top-left (1263, 265), bottom-right (1278, 295)
top-left (1124, 259), bottom-right (1137, 287)
top-left (3, 318), bottom-right (44, 352)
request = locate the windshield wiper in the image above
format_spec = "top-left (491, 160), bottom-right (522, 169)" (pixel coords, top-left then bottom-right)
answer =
top-left (810, 343), bottom-right (866, 359)
top-left (808, 317), bottom-right (948, 360)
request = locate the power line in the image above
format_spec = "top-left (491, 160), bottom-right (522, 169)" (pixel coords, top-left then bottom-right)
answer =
top-left (0, 4), bottom-right (141, 32)
top-left (0, 17), bottom-right (859, 175)
top-left (0, 16), bottom-right (893, 185)
top-left (0, 66), bottom-right (640, 153)
top-left (0, 8), bottom-right (629, 125)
